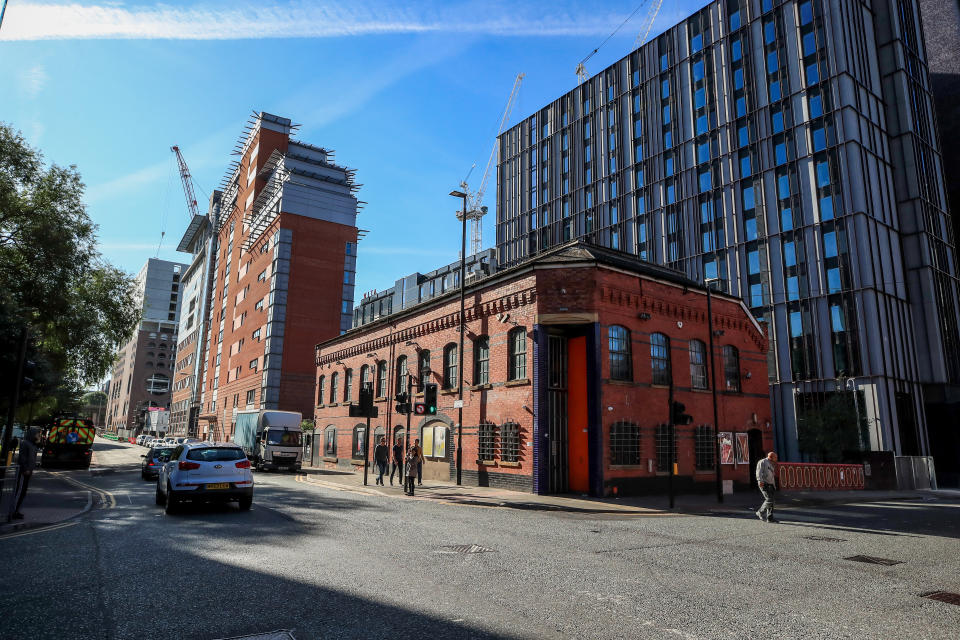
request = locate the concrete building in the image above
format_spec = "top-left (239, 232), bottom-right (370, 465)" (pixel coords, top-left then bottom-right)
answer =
top-left (197, 112), bottom-right (361, 440)
top-left (495, 0), bottom-right (960, 466)
top-left (169, 191), bottom-right (221, 437)
top-left (352, 249), bottom-right (497, 328)
top-left (105, 257), bottom-right (188, 434)
top-left (315, 242), bottom-right (772, 496)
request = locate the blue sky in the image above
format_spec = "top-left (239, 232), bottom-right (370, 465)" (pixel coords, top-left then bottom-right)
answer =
top-left (1, 0), bottom-right (708, 298)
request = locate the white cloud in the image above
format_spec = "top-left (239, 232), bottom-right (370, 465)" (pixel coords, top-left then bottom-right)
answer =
top-left (18, 64), bottom-right (47, 98)
top-left (0, 1), bottom-right (628, 41)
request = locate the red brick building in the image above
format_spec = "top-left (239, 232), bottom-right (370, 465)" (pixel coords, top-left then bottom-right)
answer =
top-left (198, 113), bottom-right (360, 439)
top-left (314, 242), bottom-right (773, 497)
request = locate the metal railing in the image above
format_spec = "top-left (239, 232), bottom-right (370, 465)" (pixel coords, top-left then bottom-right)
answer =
top-left (0, 464), bottom-right (20, 523)
top-left (777, 462), bottom-right (865, 491)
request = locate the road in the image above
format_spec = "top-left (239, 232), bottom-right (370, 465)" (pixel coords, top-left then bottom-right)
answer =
top-left (1, 440), bottom-right (958, 639)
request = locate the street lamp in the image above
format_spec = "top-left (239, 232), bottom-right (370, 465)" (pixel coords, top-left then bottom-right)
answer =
top-left (450, 187), bottom-right (468, 486)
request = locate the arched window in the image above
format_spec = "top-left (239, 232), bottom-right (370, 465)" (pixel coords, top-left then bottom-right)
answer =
top-left (352, 424), bottom-right (367, 459)
top-left (443, 343), bottom-right (458, 389)
top-left (610, 421), bottom-right (641, 465)
top-left (650, 333), bottom-right (671, 385)
top-left (418, 350), bottom-right (431, 390)
top-left (330, 372), bottom-right (339, 404)
top-left (478, 421), bottom-right (497, 461)
top-left (395, 355), bottom-right (408, 395)
top-left (723, 346), bottom-right (741, 392)
top-left (473, 336), bottom-right (490, 385)
top-left (376, 361), bottom-right (387, 398)
top-left (360, 364), bottom-right (370, 390)
top-left (318, 375), bottom-right (326, 405)
top-left (324, 426), bottom-right (336, 456)
top-left (508, 327), bottom-right (527, 380)
top-left (609, 325), bottom-right (632, 380)
top-left (421, 424), bottom-right (448, 459)
top-left (374, 426), bottom-right (385, 446)
top-left (393, 425), bottom-right (405, 447)
top-left (500, 422), bottom-right (521, 462)
top-left (689, 339), bottom-right (708, 389)
top-left (344, 368), bottom-right (353, 402)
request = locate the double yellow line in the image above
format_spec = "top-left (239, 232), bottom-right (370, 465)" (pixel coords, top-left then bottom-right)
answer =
top-left (0, 520), bottom-right (78, 540)
top-left (49, 471), bottom-right (117, 509)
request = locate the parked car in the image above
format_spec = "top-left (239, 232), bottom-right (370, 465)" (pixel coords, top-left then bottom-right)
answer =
top-left (141, 446), bottom-right (175, 480)
top-left (155, 442), bottom-right (254, 514)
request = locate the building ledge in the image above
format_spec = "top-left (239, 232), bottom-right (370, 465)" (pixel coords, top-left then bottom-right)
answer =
top-left (328, 402), bottom-right (339, 407)
top-left (504, 378), bottom-right (530, 387)
top-left (499, 461), bottom-right (521, 468)
top-left (322, 456), bottom-right (338, 463)
top-left (470, 383), bottom-right (492, 392)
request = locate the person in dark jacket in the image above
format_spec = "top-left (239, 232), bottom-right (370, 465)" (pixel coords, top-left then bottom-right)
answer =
top-left (13, 428), bottom-right (40, 519)
top-left (389, 437), bottom-right (404, 486)
top-left (373, 436), bottom-right (389, 485)
top-left (404, 443), bottom-right (420, 496)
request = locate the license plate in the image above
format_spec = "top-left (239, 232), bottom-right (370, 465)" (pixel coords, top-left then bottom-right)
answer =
top-left (206, 483), bottom-right (229, 490)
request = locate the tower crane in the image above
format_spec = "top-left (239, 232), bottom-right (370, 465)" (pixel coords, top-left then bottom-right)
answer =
top-left (458, 72), bottom-right (525, 257)
top-left (575, 0), bottom-right (663, 84)
top-left (171, 145), bottom-right (201, 220)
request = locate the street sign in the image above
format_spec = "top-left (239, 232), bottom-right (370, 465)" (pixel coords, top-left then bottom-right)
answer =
top-left (413, 403), bottom-right (426, 415)
top-left (453, 400), bottom-right (464, 409)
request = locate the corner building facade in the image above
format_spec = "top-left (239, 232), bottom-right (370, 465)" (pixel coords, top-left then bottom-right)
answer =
top-left (497, 0), bottom-right (960, 462)
top-left (315, 243), bottom-right (772, 497)
top-left (199, 113), bottom-right (360, 439)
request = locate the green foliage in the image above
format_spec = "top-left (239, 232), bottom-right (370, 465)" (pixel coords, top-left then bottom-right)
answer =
top-left (797, 392), bottom-right (865, 462)
top-left (0, 122), bottom-right (140, 420)
top-left (300, 419), bottom-right (315, 431)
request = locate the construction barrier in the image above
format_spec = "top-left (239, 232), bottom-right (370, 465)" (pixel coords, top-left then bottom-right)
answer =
top-left (776, 462), bottom-right (864, 491)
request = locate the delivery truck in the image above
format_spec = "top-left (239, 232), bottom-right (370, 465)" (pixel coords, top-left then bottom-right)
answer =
top-left (233, 409), bottom-right (303, 472)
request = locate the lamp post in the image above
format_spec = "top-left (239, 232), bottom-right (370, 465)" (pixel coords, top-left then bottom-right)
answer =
top-left (450, 187), bottom-right (468, 486)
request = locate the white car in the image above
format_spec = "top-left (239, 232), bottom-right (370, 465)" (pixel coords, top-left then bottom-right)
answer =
top-left (155, 442), bottom-right (253, 514)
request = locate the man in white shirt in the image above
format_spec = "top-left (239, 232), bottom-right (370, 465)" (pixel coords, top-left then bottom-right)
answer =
top-left (755, 451), bottom-right (778, 523)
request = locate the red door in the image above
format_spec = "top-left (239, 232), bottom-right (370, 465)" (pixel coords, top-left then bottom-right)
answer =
top-left (567, 336), bottom-right (589, 492)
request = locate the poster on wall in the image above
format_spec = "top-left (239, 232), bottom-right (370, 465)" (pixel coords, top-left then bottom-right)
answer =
top-left (719, 432), bottom-right (734, 465)
top-left (735, 432), bottom-right (749, 465)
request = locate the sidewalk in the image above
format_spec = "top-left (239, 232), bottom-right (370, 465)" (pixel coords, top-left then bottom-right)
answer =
top-left (0, 470), bottom-right (92, 536)
top-left (298, 465), bottom-right (955, 515)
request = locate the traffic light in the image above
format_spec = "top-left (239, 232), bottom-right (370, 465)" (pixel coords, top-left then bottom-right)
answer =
top-left (394, 392), bottom-right (411, 415)
top-left (350, 383), bottom-right (378, 417)
top-left (671, 401), bottom-right (693, 425)
top-left (423, 383), bottom-right (438, 415)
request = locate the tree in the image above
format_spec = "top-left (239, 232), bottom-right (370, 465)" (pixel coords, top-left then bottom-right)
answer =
top-left (300, 419), bottom-right (315, 432)
top-left (797, 392), bottom-right (865, 462)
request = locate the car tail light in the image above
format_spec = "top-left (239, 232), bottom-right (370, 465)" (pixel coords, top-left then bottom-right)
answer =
top-left (148, 462), bottom-right (155, 466)
top-left (235, 460), bottom-right (251, 469)
top-left (178, 461), bottom-right (201, 470)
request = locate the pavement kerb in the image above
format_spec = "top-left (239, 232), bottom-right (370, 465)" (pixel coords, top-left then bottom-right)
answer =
top-left (0, 472), bottom-right (94, 538)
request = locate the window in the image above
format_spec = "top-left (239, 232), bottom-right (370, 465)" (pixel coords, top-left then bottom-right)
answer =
top-left (418, 350), bottom-right (431, 390)
top-left (249, 358), bottom-right (258, 371)
top-left (344, 368), bottom-right (353, 402)
top-left (252, 328), bottom-right (262, 341)
top-left (478, 421), bottom-right (497, 461)
top-left (351, 424), bottom-right (366, 459)
top-left (473, 336), bottom-right (490, 385)
top-left (395, 355), bottom-right (408, 395)
top-left (330, 372), bottom-right (339, 403)
top-left (650, 333), bottom-right (671, 385)
top-left (655, 424), bottom-right (675, 472)
top-left (723, 346), bottom-right (741, 392)
top-left (689, 340), bottom-right (708, 389)
top-left (508, 328), bottom-right (527, 380)
top-left (421, 424), bottom-right (448, 458)
top-left (501, 422), bottom-right (520, 463)
top-left (610, 421), bottom-right (641, 465)
top-left (317, 376), bottom-right (326, 404)
top-left (376, 361), bottom-right (387, 398)
top-left (695, 425), bottom-right (715, 470)
top-left (245, 389), bottom-right (256, 406)
top-left (443, 343), bottom-right (458, 389)
top-left (608, 325), bottom-right (632, 381)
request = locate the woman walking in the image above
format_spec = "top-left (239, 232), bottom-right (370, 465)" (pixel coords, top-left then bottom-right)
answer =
top-left (373, 435), bottom-right (389, 486)
top-left (404, 441), bottom-right (420, 496)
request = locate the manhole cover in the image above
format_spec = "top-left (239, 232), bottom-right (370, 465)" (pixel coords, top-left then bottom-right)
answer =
top-left (844, 555), bottom-right (903, 566)
top-left (801, 535), bottom-right (847, 542)
top-left (438, 544), bottom-right (497, 554)
top-left (921, 591), bottom-right (960, 606)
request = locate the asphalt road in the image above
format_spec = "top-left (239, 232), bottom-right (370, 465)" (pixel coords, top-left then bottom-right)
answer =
top-left (1, 440), bottom-right (958, 640)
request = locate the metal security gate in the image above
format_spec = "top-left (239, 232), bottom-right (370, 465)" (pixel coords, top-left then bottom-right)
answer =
top-left (546, 334), bottom-right (568, 494)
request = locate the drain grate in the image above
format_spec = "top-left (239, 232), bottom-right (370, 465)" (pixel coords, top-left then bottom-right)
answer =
top-left (844, 554), bottom-right (903, 566)
top-left (438, 544), bottom-right (497, 554)
top-left (801, 535), bottom-right (847, 542)
top-left (921, 591), bottom-right (960, 606)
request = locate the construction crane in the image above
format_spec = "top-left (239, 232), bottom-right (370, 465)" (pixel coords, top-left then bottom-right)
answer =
top-left (634, 0), bottom-right (664, 50)
top-left (171, 145), bottom-right (201, 220)
top-left (575, 0), bottom-right (662, 84)
top-left (458, 72), bottom-right (525, 257)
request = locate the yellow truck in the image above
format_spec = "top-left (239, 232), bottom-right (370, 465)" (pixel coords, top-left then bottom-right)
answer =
top-left (42, 417), bottom-right (95, 469)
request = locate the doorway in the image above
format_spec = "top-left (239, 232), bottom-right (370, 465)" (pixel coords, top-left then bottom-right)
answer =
top-left (567, 336), bottom-right (589, 493)
top-left (748, 428), bottom-right (764, 485)
top-left (546, 334), bottom-right (568, 494)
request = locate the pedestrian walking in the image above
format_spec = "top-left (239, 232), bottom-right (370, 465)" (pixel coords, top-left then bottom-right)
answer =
top-left (755, 451), bottom-right (778, 523)
top-left (13, 427), bottom-right (40, 520)
top-left (389, 437), bottom-right (404, 486)
top-left (373, 436), bottom-right (389, 486)
top-left (404, 444), bottom-right (419, 496)
top-left (414, 437), bottom-right (425, 486)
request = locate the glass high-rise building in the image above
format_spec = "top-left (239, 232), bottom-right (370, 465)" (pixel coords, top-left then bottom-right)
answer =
top-left (496, 0), bottom-right (960, 462)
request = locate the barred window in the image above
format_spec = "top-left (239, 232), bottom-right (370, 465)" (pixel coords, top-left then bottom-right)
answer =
top-left (651, 333), bottom-right (672, 385)
top-left (474, 336), bottom-right (490, 385)
top-left (509, 327), bottom-right (527, 380)
top-left (478, 421), bottom-right (497, 461)
top-left (695, 425), bottom-right (716, 470)
top-left (501, 422), bottom-right (521, 462)
top-left (610, 421), bottom-right (641, 465)
top-left (609, 325), bottom-right (632, 380)
top-left (418, 350), bottom-right (431, 390)
top-left (655, 423), bottom-right (676, 472)
top-left (395, 355), bottom-right (408, 395)
top-left (330, 372), bottom-right (339, 404)
top-left (723, 345), bottom-right (741, 391)
top-left (443, 343), bottom-right (458, 389)
top-left (689, 339), bottom-right (708, 389)
top-left (324, 426), bottom-right (336, 456)
top-left (376, 361), bottom-right (387, 398)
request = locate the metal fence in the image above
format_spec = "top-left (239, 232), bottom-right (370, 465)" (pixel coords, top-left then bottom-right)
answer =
top-left (777, 462), bottom-right (865, 491)
top-left (895, 456), bottom-right (937, 490)
top-left (0, 464), bottom-right (20, 523)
